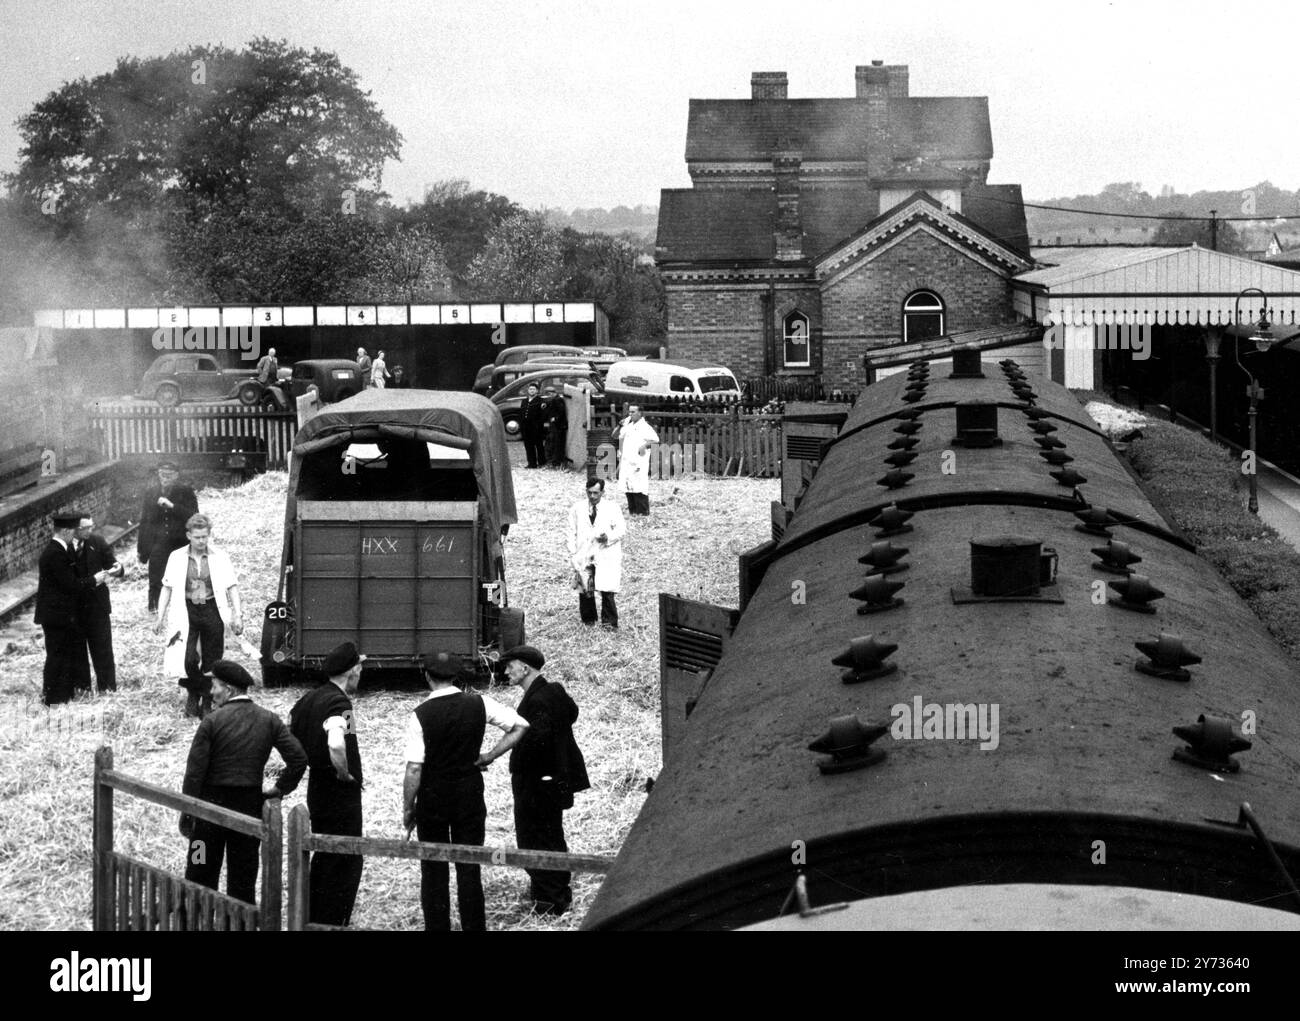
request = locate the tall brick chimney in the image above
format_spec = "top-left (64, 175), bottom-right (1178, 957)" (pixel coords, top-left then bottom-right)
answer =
top-left (855, 61), bottom-right (890, 100)
top-left (751, 72), bottom-right (788, 100)
top-left (886, 65), bottom-right (909, 97)
top-left (773, 150), bottom-right (803, 261)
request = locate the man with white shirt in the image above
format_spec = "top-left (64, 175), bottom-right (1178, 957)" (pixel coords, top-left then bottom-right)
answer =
top-left (566, 478), bottom-right (626, 629)
top-left (402, 650), bottom-right (528, 931)
top-left (614, 404), bottom-right (658, 515)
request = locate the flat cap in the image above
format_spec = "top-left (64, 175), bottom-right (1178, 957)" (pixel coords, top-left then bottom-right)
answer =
top-left (52, 511), bottom-right (83, 528)
top-left (321, 641), bottom-right (365, 677)
top-left (499, 644), bottom-right (545, 670)
top-left (211, 659), bottom-right (254, 689)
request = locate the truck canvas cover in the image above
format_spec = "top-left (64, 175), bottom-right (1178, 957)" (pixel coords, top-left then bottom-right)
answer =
top-left (284, 389), bottom-right (518, 551)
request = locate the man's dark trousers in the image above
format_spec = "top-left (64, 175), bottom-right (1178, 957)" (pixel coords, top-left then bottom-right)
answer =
top-left (183, 600), bottom-right (225, 693)
top-left (42, 623), bottom-right (88, 705)
top-left (511, 774), bottom-right (571, 910)
top-left (417, 774), bottom-right (487, 931)
top-left (522, 427), bottom-right (544, 469)
top-left (578, 568), bottom-right (618, 627)
top-left (147, 540), bottom-right (184, 611)
top-left (83, 611), bottom-right (116, 692)
top-left (309, 788), bottom-right (363, 926)
top-left (184, 785), bottom-right (263, 903)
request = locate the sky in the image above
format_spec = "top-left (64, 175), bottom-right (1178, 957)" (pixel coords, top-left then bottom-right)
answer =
top-left (0, 0), bottom-right (1295, 212)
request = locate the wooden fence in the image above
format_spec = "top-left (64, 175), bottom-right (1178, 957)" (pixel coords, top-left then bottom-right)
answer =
top-left (87, 400), bottom-right (298, 470)
top-left (285, 804), bottom-right (614, 930)
top-left (592, 405), bottom-right (783, 477)
top-left (93, 746), bottom-right (282, 931)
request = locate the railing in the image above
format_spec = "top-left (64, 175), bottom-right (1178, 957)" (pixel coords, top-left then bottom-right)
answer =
top-left (93, 746), bottom-right (282, 931)
top-left (87, 401), bottom-right (298, 470)
top-left (591, 400), bottom-right (784, 477)
top-left (285, 804), bottom-right (614, 931)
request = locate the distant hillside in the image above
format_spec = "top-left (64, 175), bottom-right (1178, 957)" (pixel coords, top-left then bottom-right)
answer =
top-left (544, 204), bottom-right (657, 244)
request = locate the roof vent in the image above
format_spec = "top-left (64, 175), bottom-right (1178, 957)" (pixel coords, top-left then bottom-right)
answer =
top-left (1107, 574), bottom-right (1164, 613)
top-left (1091, 539), bottom-right (1141, 574)
top-left (895, 420), bottom-right (923, 435)
top-left (831, 635), bottom-right (899, 682)
top-left (887, 435), bottom-right (919, 451)
top-left (967, 535), bottom-right (1054, 597)
top-left (896, 408), bottom-right (922, 420)
top-left (884, 450), bottom-right (918, 468)
top-left (949, 348), bottom-right (985, 378)
top-left (1136, 633), bottom-right (1202, 681)
top-left (869, 503), bottom-right (914, 536)
top-left (858, 539), bottom-right (909, 574)
top-left (1074, 507), bottom-right (1118, 536)
top-left (850, 575), bottom-right (905, 613)
top-left (1025, 406), bottom-right (1050, 421)
top-left (1034, 435), bottom-right (1066, 451)
top-left (877, 468), bottom-right (914, 489)
top-left (1050, 467), bottom-right (1088, 487)
top-left (999, 359), bottom-right (1020, 370)
top-left (1029, 421), bottom-right (1058, 435)
top-left (1011, 383), bottom-right (1037, 401)
top-left (902, 390), bottom-right (925, 404)
top-left (1040, 449), bottom-right (1073, 465)
top-left (954, 401), bottom-right (1000, 448)
top-left (809, 716), bottom-right (888, 774)
top-left (1172, 714), bottom-right (1250, 773)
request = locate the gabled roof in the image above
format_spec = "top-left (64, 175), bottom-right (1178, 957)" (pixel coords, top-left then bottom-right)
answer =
top-left (685, 97), bottom-right (992, 162)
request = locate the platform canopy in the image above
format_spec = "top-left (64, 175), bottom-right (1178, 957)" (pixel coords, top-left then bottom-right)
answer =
top-left (1012, 245), bottom-right (1300, 328)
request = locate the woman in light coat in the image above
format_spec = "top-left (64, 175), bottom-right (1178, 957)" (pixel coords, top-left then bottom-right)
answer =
top-left (566, 478), bottom-right (626, 629)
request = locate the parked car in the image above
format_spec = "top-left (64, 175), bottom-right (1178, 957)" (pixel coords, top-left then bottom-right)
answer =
top-left (136, 353), bottom-right (275, 406)
top-left (491, 368), bottom-right (603, 437)
top-left (263, 359), bottom-right (366, 408)
top-left (261, 389), bottom-right (523, 685)
top-left (476, 358), bottom-right (599, 397)
top-left (472, 344), bottom-right (627, 393)
top-left (603, 359), bottom-right (741, 401)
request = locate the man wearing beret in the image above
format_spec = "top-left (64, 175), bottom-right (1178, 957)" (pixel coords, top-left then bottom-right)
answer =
top-left (289, 640), bottom-right (366, 927)
top-left (502, 645), bottom-right (590, 915)
top-left (402, 650), bottom-right (529, 930)
top-left (34, 511), bottom-right (103, 706)
top-left (180, 660), bottom-right (306, 904)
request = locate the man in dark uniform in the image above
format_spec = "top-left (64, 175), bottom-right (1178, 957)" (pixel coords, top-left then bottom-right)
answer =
top-left (34, 511), bottom-right (102, 706)
top-left (289, 641), bottom-right (366, 927)
top-left (402, 651), bottom-right (528, 931)
top-left (544, 386), bottom-right (568, 467)
top-left (74, 514), bottom-right (124, 694)
top-left (521, 383), bottom-right (546, 469)
top-left (180, 660), bottom-right (306, 904)
top-left (138, 461), bottom-right (198, 612)
top-left (502, 644), bottom-right (590, 915)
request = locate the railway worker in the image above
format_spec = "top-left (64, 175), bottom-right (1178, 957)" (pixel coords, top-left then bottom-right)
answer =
top-left (356, 347), bottom-right (372, 386)
top-left (371, 349), bottom-right (392, 389)
top-left (154, 513), bottom-right (243, 719)
top-left (544, 385), bottom-right (568, 468)
top-left (289, 640), bottom-right (366, 927)
top-left (566, 477), bottom-right (625, 629)
top-left (521, 383), bottom-right (546, 469)
top-left (613, 404), bottom-right (658, 515)
top-left (179, 660), bottom-right (306, 904)
top-left (74, 514), bottom-right (125, 694)
top-left (501, 644), bottom-right (590, 916)
top-left (402, 650), bottom-right (528, 931)
top-left (34, 511), bottom-right (100, 706)
top-left (137, 460), bottom-right (199, 613)
top-left (255, 347), bottom-right (278, 385)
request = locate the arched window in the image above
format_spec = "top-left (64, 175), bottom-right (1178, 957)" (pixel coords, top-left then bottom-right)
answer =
top-left (783, 310), bottom-right (810, 368)
top-left (903, 290), bottom-right (944, 343)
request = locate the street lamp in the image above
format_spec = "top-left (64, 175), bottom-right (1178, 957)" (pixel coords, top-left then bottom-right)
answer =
top-left (1232, 288), bottom-right (1273, 514)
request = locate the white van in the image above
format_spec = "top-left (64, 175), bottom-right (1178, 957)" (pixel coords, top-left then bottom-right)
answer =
top-left (603, 360), bottom-right (741, 400)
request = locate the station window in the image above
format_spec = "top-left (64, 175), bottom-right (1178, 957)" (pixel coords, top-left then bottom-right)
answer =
top-left (783, 310), bottom-right (810, 368)
top-left (903, 291), bottom-right (944, 343)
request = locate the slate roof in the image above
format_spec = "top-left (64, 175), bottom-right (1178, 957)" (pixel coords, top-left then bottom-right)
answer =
top-left (684, 97), bottom-right (992, 162)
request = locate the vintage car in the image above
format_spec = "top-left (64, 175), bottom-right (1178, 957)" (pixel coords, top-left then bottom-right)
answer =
top-left (490, 367), bottom-right (604, 437)
top-left (136, 353), bottom-right (280, 406)
top-left (260, 389), bottom-right (523, 685)
top-left (252, 359), bottom-right (366, 409)
top-left (471, 344), bottom-right (626, 393)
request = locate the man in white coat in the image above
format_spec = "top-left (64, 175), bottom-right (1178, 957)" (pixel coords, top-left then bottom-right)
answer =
top-left (566, 478), bottom-right (625, 629)
top-left (154, 513), bottom-right (244, 718)
top-left (614, 404), bottom-right (658, 516)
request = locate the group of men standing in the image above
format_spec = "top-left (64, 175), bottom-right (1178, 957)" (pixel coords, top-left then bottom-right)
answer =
top-left (521, 383), bottom-right (568, 469)
top-left (178, 639), bottom-right (587, 929)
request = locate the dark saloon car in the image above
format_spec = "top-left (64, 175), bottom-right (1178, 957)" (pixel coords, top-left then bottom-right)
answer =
top-left (136, 353), bottom-right (268, 406)
top-left (491, 368), bottom-right (603, 437)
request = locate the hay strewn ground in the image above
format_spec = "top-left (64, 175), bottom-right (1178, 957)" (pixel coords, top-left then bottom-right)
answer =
top-left (0, 446), bottom-right (777, 930)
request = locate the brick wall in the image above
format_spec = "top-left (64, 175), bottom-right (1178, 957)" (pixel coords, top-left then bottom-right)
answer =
top-left (0, 464), bottom-right (118, 584)
top-left (665, 285), bottom-right (768, 379)
top-left (821, 231), bottom-right (1014, 390)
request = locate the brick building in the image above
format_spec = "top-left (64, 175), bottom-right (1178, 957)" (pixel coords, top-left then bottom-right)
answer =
top-left (656, 63), bottom-right (1034, 391)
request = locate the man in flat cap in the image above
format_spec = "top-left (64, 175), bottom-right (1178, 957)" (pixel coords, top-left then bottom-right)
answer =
top-left (74, 513), bottom-right (125, 694)
top-left (289, 640), bottom-right (366, 927)
top-left (402, 650), bottom-right (528, 931)
top-left (137, 461), bottom-right (198, 614)
top-left (34, 511), bottom-right (104, 706)
top-left (180, 660), bottom-right (306, 904)
top-left (501, 645), bottom-right (590, 915)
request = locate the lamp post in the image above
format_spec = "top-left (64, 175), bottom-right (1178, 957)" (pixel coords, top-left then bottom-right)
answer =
top-left (1202, 329), bottom-right (1221, 442)
top-left (1232, 288), bottom-right (1273, 514)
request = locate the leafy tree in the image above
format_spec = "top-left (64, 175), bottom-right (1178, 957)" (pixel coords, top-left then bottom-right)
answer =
top-left (406, 179), bottom-right (521, 280)
top-left (1152, 212), bottom-right (1245, 254)
top-left (465, 211), bottom-right (565, 299)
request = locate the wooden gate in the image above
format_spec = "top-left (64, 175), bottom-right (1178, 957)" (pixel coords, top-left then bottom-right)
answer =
top-left (92, 746), bottom-right (283, 931)
top-left (87, 401), bottom-right (297, 470)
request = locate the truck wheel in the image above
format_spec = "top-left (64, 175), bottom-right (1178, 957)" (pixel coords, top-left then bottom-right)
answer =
top-left (260, 600), bottom-right (296, 686)
top-left (261, 388), bottom-right (289, 411)
top-left (155, 383), bottom-right (181, 407)
top-left (503, 415), bottom-right (522, 440)
top-left (237, 382), bottom-right (261, 406)
top-left (499, 607), bottom-right (525, 650)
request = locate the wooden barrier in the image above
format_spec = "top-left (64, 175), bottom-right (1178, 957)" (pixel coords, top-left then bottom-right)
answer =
top-left (87, 401), bottom-right (297, 470)
top-left (285, 804), bottom-right (614, 930)
top-left (92, 745), bottom-right (282, 931)
top-left (592, 406), bottom-right (783, 478)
